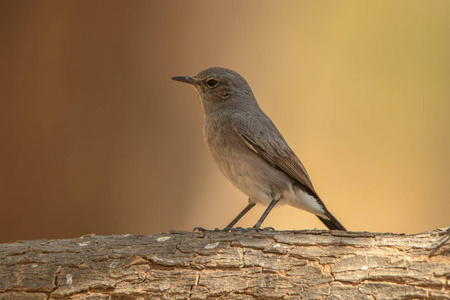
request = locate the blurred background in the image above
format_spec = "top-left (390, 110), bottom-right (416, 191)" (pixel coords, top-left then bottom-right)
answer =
top-left (1, 0), bottom-right (449, 243)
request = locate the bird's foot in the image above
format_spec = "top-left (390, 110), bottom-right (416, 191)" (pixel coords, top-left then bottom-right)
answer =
top-left (194, 226), bottom-right (275, 232)
top-left (228, 226), bottom-right (275, 232)
top-left (193, 227), bottom-right (224, 232)
top-left (252, 226), bottom-right (275, 231)
top-left (228, 227), bottom-right (253, 232)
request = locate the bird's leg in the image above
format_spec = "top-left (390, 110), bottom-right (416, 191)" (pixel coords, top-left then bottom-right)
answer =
top-left (253, 197), bottom-right (281, 229)
top-left (223, 200), bottom-right (256, 231)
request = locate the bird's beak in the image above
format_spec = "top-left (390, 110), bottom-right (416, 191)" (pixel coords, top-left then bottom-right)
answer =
top-left (171, 76), bottom-right (196, 85)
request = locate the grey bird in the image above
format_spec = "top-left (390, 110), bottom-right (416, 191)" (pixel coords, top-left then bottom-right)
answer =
top-left (172, 67), bottom-right (346, 231)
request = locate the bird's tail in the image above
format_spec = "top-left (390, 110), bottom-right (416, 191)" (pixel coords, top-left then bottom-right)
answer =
top-left (317, 209), bottom-right (347, 231)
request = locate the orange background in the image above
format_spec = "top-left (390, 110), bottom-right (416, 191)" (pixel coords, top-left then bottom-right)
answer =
top-left (1, 1), bottom-right (449, 243)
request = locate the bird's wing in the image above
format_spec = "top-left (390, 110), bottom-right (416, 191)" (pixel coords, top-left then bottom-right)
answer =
top-left (231, 113), bottom-right (318, 198)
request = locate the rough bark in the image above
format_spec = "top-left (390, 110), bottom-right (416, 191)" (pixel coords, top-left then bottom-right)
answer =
top-left (0, 228), bottom-right (449, 300)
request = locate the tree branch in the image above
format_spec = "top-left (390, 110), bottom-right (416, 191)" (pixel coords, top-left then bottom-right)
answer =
top-left (1, 228), bottom-right (449, 299)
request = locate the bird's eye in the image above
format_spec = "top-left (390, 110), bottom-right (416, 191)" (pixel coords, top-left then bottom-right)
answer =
top-left (206, 79), bottom-right (218, 87)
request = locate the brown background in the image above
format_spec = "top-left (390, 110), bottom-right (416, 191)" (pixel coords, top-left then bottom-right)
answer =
top-left (1, 1), bottom-right (449, 243)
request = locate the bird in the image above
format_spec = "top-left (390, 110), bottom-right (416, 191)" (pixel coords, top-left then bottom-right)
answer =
top-left (172, 67), bottom-right (346, 231)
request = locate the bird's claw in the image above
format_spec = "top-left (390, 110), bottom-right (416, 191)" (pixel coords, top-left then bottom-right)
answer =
top-left (194, 226), bottom-right (276, 232)
top-left (193, 227), bottom-right (208, 232)
top-left (193, 227), bottom-right (224, 232)
top-left (228, 227), bottom-right (251, 232)
top-left (252, 226), bottom-right (275, 231)
top-left (229, 226), bottom-right (275, 232)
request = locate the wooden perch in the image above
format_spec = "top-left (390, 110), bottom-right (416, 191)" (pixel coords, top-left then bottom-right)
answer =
top-left (0, 228), bottom-right (449, 299)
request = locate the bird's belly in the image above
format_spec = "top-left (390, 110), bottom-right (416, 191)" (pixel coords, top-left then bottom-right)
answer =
top-left (216, 150), bottom-right (326, 216)
top-left (217, 151), bottom-right (286, 205)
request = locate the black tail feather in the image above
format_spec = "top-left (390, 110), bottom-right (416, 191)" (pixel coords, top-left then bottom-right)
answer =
top-left (317, 211), bottom-right (347, 231)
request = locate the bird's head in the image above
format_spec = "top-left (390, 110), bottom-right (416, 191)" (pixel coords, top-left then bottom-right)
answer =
top-left (172, 67), bottom-right (256, 113)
